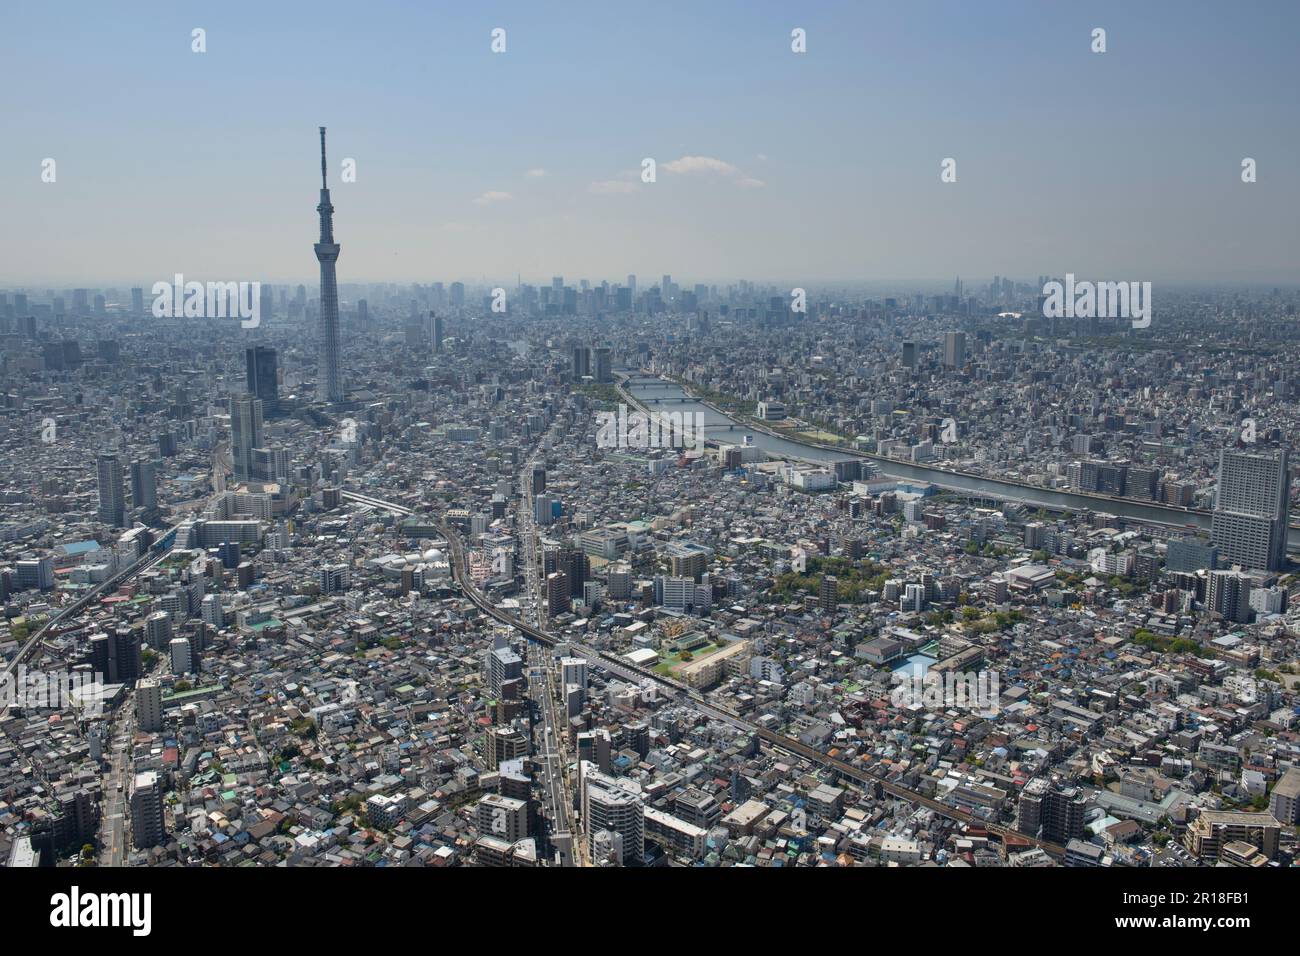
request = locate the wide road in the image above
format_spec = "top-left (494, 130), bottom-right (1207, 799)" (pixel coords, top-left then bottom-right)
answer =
top-left (98, 695), bottom-right (135, 866)
top-left (528, 643), bottom-right (579, 865)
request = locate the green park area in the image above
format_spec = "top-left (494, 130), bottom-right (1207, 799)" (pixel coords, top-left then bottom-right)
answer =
top-left (770, 555), bottom-right (891, 604)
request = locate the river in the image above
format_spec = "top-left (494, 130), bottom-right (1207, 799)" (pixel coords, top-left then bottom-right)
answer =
top-left (621, 372), bottom-right (1300, 551)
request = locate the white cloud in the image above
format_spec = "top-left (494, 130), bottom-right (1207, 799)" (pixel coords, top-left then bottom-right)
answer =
top-left (660, 155), bottom-right (765, 188)
top-left (525, 168), bottom-right (547, 178)
top-left (472, 190), bottom-right (513, 205)
top-left (587, 155), bottom-right (763, 195)
top-left (662, 155), bottom-right (739, 176)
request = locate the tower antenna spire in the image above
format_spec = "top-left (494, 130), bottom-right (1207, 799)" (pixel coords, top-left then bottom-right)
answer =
top-left (314, 126), bottom-right (343, 404)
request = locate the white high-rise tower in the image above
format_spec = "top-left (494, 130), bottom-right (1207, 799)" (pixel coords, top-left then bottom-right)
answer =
top-left (315, 126), bottom-right (344, 404)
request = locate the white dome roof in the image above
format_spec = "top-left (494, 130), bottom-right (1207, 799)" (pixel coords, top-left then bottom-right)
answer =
top-left (423, 548), bottom-right (445, 562)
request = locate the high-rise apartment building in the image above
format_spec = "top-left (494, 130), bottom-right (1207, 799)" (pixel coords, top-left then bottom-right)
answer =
top-left (1016, 778), bottom-right (1085, 844)
top-left (169, 637), bottom-right (193, 675)
top-left (820, 574), bottom-right (838, 613)
top-left (486, 636), bottom-right (523, 697)
top-left (130, 457), bottom-right (157, 511)
top-left (1207, 569), bottom-right (1252, 623)
top-left (476, 793), bottom-right (529, 844)
top-left (581, 762), bottom-right (644, 866)
top-left (96, 453), bottom-right (126, 527)
top-left (130, 771), bottom-right (165, 849)
top-left (943, 331), bottom-right (966, 368)
top-left (546, 571), bottom-right (571, 617)
top-left (1211, 448), bottom-right (1289, 571)
top-left (229, 394), bottom-right (263, 482)
top-left (136, 679), bottom-right (163, 732)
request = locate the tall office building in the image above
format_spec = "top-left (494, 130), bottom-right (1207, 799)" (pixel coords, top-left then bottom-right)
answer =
top-left (229, 394), bottom-right (264, 482)
top-left (431, 312), bottom-right (444, 354)
top-left (245, 346), bottom-right (279, 414)
top-left (1167, 537), bottom-right (1218, 573)
top-left (943, 331), bottom-right (966, 368)
top-left (901, 341), bottom-right (917, 369)
top-left (90, 628), bottom-right (142, 685)
top-left (96, 453), bottom-right (126, 527)
top-left (572, 345), bottom-right (591, 379)
top-left (130, 457), bottom-right (157, 511)
top-left (593, 347), bottom-right (612, 383)
top-left (131, 287), bottom-right (144, 315)
top-left (1211, 448), bottom-right (1289, 571)
top-left (16, 557), bottom-right (54, 591)
top-left (314, 127), bottom-right (344, 404)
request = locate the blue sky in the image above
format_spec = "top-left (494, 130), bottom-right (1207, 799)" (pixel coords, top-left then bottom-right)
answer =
top-left (2, 0), bottom-right (1297, 285)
